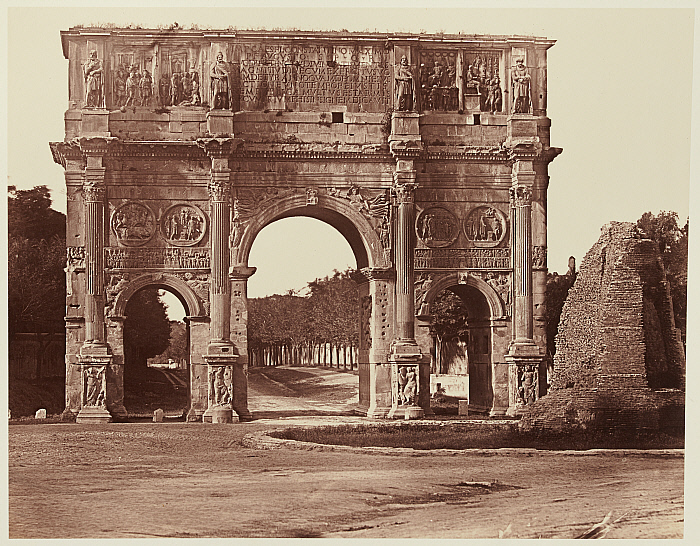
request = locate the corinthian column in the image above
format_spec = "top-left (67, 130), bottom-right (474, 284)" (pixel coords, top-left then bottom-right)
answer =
top-left (200, 139), bottom-right (240, 423)
top-left (77, 151), bottom-right (113, 424)
top-left (82, 165), bottom-right (108, 348)
top-left (506, 159), bottom-right (544, 417)
top-left (388, 165), bottom-right (424, 420)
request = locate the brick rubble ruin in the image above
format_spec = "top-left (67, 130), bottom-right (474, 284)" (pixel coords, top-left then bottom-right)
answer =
top-left (520, 222), bottom-right (685, 432)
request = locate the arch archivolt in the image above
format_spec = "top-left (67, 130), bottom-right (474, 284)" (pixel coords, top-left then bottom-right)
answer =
top-left (111, 271), bottom-right (207, 318)
top-left (416, 271), bottom-right (507, 320)
top-left (231, 189), bottom-right (389, 270)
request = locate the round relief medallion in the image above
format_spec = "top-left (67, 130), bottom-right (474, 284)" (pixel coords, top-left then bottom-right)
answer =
top-left (160, 204), bottom-right (207, 247)
top-left (416, 206), bottom-right (459, 248)
top-left (464, 205), bottom-right (507, 247)
top-left (111, 202), bottom-right (156, 247)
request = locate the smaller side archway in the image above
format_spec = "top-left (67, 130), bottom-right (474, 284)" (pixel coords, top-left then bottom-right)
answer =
top-left (415, 272), bottom-right (509, 416)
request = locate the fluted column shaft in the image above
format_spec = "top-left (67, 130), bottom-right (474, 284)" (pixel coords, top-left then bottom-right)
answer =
top-left (83, 166), bottom-right (107, 346)
top-left (393, 177), bottom-right (418, 342)
top-left (209, 169), bottom-right (232, 345)
top-left (510, 185), bottom-right (533, 342)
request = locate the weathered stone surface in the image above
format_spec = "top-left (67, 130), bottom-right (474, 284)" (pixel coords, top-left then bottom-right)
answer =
top-left (35, 409), bottom-right (47, 419)
top-left (520, 222), bottom-right (685, 432)
top-left (153, 408), bottom-right (164, 422)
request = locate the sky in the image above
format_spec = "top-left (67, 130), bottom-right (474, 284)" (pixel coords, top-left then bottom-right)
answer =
top-left (4, 3), bottom-right (696, 304)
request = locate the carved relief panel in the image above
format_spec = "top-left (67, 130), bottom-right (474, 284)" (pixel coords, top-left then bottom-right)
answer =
top-left (418, 49), bottom-right (459, 112)
top-left (462, 51), bottom-right (502, 113)
top-left (160, 204), bottom-right (207, 246)
top-left (111, 202), bottom-right (157, 246)
top-left (393, 363), bottom-right (420, 407)
top-left (416, 206), bottom-right (459, 248)
top-left (464, 205), bottom-right (508, 248)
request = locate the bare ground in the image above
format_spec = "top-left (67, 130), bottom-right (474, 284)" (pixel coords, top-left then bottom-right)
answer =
top-left (8, 366), bottom-right (685, 539)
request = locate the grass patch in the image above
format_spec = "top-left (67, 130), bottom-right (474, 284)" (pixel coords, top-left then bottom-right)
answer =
top-left (270, 424), bottom-right (684, 450)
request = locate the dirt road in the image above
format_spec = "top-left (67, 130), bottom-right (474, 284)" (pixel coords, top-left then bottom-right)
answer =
top-left (8, 367), bottom-right (685, 539)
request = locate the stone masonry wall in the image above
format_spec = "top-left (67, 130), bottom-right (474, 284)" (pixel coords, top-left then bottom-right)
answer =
top-left (520, 222), bottom-right (685, 432)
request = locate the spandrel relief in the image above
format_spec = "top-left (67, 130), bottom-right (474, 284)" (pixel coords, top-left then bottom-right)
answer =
top-left (326, 186), bottom-right (390, 251)
top-left (111, 202), bottom-right (157, 247)
top-left (416, 206), bottom-right (459, 248)
top-left (160, 204), bottom-right (207, 247)
top-left (464, 206), bottom-right (507, 248)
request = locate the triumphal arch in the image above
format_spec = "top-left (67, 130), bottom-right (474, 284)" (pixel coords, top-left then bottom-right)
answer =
top-left (50, 27), bottom-right (561, 423)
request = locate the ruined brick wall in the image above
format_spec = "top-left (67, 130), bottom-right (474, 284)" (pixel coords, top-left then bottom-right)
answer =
top-left (521, 222), bottom-right (685, 432)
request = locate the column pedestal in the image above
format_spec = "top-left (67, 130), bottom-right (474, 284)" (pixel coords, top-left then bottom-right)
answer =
top-left (76, 348), bottom-right (113, 424)
top-left (202, 350), bottom-right (240, 423)
top-left (506, 343), bottom-right (543, 417)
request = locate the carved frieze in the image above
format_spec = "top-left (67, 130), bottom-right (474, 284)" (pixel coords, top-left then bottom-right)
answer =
top-left (67, 246), bottom-right (86, 268)
top-left (238, 42), bottom-right (391, 111)
top-left (416, 206), bottom-right (459, 248)
top-left (106, 247), bottom-right (210, 269)
top-left (464, 205), bottom-right (507, 247)
top-left (160, 204), bottom-right (207, 246)
top-left (111, 202), bottom-right (157, 247)
top-left (415, 248), bottom-right (510, 270)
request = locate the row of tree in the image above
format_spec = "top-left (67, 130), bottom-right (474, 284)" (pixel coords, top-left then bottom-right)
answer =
top-left (247, 270), bottom-right (360, 366)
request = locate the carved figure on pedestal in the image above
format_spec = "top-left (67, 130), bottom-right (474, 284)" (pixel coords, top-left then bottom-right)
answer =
top-left (394, 55), bottom-right (415, 112)
top-left (191, 72), bottom-right (201, 105)
top-left (83, 51), bottom-right (104, 108)
top-left (139, 70), bottom-right (153, 106)
top-left (170, 72), bottom-right (181, 106)
top-left (125, 69), bottom-right (139, 107)
top-left (159, 73), bottom-right (171, 106)
top-left (114, 66), bottom-right (127, 107)
top-left (511, 58), bottom-right (531, 114)
top-left (485, 75), bottom-right (502, 113)
top-left (210, 52), bottom-right (232, 110)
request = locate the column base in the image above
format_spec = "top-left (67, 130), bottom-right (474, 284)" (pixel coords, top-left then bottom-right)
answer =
top-left (76, 406), bottom-right (112, 424)
top-left (387, 404), bottom-right (424, 420)
top-left (366, 404), bottom-right (391, 419)
top-left (203, 406), bottom-right (239, 424)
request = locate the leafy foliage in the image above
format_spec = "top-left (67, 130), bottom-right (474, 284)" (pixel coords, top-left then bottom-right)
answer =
top-left (247, 269), bottom-right (358, 351)
top-left (429, 289), bottom-right (469, 342)
top-left (637, 211), bottom-right (688, 345)
top-left (8, 186), bottom-right (66, 333)
top-left (123, 289), bottom-right (172, 374)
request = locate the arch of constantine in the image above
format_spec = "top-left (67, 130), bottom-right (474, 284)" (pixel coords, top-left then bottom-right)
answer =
top-left (50, 27), bottom-right (561, 423)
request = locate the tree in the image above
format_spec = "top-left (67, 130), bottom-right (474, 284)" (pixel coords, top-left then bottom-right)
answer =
top-left (637, 211), bottom-right (688, 346)
top-left (8, 185), bottom-right (66, 241)
top-left (429, 289), bottom-right (469, 343)
top-left (123, 288), bottom-right (171, 376)
top-left (7, 186), bottom-right (66, 333)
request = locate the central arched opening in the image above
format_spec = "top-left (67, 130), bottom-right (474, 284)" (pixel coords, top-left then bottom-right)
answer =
top-left (245, 214), bottom-right (362, 416)
top-left (123, 286), bottom-right (190, 418)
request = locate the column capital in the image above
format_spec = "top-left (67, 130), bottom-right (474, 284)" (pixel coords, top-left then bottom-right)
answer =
top-left (509, 185), bottom-right (532, 207)
top-left (392, 181), bottom-right (418, 204)
top-left (208, 171), bottom-right (231, 202)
